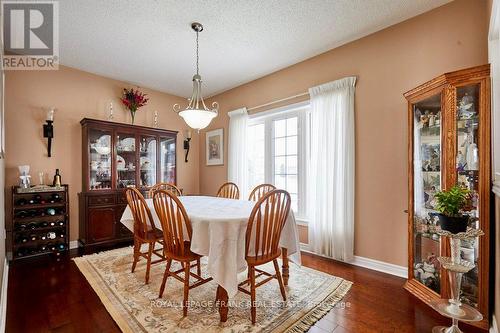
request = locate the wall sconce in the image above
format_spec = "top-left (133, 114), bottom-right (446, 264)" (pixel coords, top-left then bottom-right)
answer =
top-left (184, 130), bottom-right (192, 162)
top-left (43, 107), bottom-right (55, 157)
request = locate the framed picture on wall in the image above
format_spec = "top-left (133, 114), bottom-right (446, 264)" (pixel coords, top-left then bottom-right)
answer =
top-left (206, 128), bottom-right (223, 166)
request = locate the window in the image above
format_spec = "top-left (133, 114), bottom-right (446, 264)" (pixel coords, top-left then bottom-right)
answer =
top-left (247, 123), bottom-right (265, 187)
top-left (247, 102), bottom-right (309, 220)
top-left (273, 117), bottom-right (298, 212)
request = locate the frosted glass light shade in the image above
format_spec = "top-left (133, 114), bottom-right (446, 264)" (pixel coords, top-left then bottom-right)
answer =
top-left (179, 109), bottom-right (217, 130)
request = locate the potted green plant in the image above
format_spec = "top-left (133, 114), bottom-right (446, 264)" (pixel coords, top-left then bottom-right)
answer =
top-left (434, 185), bottom-right (471, 234)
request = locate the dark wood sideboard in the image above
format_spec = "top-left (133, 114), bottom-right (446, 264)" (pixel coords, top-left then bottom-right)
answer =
top-left (78, 118), bottom-right (177, 252)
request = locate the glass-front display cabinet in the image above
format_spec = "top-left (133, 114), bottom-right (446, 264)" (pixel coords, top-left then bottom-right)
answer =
top-left (79, 118), bottom-right (177, 252)
top-left (404, 65), bottom-right (490, 330)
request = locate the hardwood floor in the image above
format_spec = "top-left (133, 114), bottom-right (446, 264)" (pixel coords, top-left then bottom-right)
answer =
top-left (6, 250), bottom-right (487, 333)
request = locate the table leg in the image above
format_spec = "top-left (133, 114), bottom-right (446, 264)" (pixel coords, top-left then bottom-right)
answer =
top-left (216, 285), bottom-right (229, 322)
top-left (281, 247), bottom-right (289, 286)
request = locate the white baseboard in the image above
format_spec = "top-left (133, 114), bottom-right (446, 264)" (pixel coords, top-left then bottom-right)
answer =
top-left (300, 243), bottom-right (408, 278)
top-left (351, 255), bottom-right (408, 278)
top-left (69, 240), bottom-right (79, 250)
top-left (0, 258), bottom-right (8, 333)
top-left (491, 315), bottom-right (499, 333)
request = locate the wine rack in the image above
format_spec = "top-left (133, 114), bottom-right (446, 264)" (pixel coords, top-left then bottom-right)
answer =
top-left (9, 185), bottom-right (70, 261)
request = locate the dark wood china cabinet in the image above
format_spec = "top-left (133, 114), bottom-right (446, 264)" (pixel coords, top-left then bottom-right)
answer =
top-left (404, 65), bottom-right (491, 330)
top-left (78, 118), bottom-right (177, 251)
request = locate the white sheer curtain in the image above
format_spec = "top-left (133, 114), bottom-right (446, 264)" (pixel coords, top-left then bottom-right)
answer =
top-left (227, 108), bottom-right (249, 199)
top-left (307, 76), bottom-right (356, 262)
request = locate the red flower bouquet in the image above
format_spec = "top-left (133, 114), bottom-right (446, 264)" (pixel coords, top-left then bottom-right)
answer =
top-left (121, 88), bottom-right (149, 124)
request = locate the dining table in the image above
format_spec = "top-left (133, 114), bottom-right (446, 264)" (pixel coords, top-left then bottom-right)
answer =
top-left (120, 195), bottom-right (301, 322)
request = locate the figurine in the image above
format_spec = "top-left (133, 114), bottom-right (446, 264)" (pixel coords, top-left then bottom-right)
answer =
top-left (458, 93), bottom-right (475, 119)
top-left (429, 113), bottom-right (435, 127)
top-left (18, 165), bottom-right (31, 189)
top-left (429, 150), bottom-right (440, 171)
top-left (457, 151), bottom-right (466, 171)
top-left (421, 110), bottom-right (430, 127)
top-left (415, 261), bottom-right (436, 282)
top-left (425, 186), bottom-right (437, 209)
top-left (427, 253), bottom-right (440, 270)
top-left (466, 142), bottom-right (479, 170)
top-left (435, 112), bottom-right (441, 126)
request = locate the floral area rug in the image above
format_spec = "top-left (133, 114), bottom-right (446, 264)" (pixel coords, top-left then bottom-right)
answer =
top-left (73, 247), bottom-right (352, 333)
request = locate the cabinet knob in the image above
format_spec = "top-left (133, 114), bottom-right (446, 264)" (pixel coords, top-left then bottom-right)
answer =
top-left (404, 209), bottom-right (409, 213)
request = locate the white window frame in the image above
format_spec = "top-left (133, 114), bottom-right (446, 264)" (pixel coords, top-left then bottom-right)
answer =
top-left (248, 101), bottom-right (310, 222)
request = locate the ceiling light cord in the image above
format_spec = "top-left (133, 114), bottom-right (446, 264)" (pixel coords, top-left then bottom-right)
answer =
top-left (196, 30), bottom-right (199, 76)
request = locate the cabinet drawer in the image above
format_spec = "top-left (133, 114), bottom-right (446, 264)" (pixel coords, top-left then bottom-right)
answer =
top-left (88, 195), bottom-right (115, 206)
top-left (116, 193), bottom-right (128, 204)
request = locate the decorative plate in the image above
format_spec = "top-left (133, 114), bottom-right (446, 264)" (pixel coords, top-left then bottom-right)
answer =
top-left (121, 138), bottom-right (135, 151)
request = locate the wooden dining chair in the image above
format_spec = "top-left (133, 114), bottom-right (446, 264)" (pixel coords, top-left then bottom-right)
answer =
top-left (148, 182), bottom-right (182, 198)
top-left (216, 182), bottom-right (240, 199)
top-left (238, 189), bottom-right (291, 324)
top-left (153, 189), bottom-right (212, 317)
top-left (248, 184), bottom-right (276, 201)
top-left (125, 188), bottom-right (166, 284)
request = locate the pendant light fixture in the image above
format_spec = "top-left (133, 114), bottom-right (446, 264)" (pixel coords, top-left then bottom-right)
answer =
top-left (173, 22), bottom-right (218, 130)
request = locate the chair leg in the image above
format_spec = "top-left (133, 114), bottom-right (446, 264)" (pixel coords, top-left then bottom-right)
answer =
top-left (247, 268), bottom-right (251, 285)
top-left (158, 259), bottom-right (172, 298)
top-left (273, 259), bottom-right (287, 301)
top-left (250, 266), bottom-right (256, 324)
top-left (145, 242), bottom-right (154, 284)
top-left (183, 261), bottom-right (191, 317)
top-left (197, 258), bottom-right (201, 276)
top-left (131, 239), bottom-right (140, 273)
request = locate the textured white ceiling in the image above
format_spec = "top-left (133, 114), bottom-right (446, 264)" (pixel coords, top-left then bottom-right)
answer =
top-left (59, 0), bottom-right (451, 97)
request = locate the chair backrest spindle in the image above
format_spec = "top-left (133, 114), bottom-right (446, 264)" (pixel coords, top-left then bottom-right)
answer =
top-left (216, 182), bottom-right (240, 199)
top-left (245, 190), bottom-right (291, 261)
top-left (153, 189), bottom-right (193, 257)
top-left (248, 184), bottom-right (276, 201)
top-left (148, 182), bottom-right (182, 198)
top-left (125, 188), bottom-right (157, 239)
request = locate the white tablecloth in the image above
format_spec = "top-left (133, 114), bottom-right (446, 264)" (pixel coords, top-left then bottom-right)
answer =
top-left (120, 195), bottom-right (301, 297)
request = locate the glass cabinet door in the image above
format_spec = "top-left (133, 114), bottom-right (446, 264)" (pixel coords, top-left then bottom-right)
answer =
top-left (455, 84), bottom-right (480, 308)
top-left (116, 133), bottom-right (137, 188)
top-left (412, 92), bottom-right (442, 294)
top-left (139, 135), bottom-right (157, 187)
top-left (89, 128), bottom-right (112, 190)
top-left (160, 137), bottom-right (176, 184)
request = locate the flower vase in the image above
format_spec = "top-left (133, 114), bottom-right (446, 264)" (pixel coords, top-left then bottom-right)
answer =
top-left (130, 110), bottom-right (136, 125)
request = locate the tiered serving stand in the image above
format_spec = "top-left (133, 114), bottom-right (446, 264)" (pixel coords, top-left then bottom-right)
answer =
top-left (430, 227), bottom-right (484, 333)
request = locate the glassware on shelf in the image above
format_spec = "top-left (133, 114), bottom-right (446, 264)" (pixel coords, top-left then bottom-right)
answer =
top-left (89, 129), bottom-right (112, 190)
top-left (38, 172), bottom-right (45, 186)
top-left (116, 133), bottom-right (137, 189)
top-left (412, 92), bottom-right (442, 294)
top-left (139, 135), bottom-right (157, 187)
top-left (160, 137), bottom-right (176, 183)
top-left (455, 84), bottom-right (481, 309)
